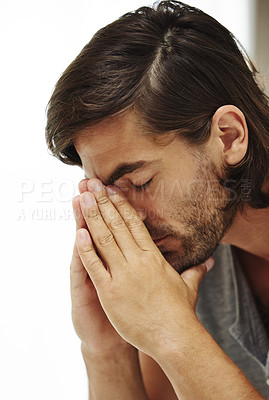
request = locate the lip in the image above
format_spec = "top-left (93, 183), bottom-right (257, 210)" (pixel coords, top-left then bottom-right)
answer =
top-left (153, 235), bottom-right (169, 246)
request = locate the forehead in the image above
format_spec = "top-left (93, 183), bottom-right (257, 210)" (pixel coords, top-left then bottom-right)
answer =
top-left (75, 112), bottom-right (168, 180)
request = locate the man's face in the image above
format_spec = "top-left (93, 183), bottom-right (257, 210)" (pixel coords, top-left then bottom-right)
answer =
top-left (75, 112), bottom-right (237, 273)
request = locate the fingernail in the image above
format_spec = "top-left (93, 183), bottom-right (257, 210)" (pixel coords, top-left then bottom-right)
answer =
top-left (106, 186), bottom-right (119, 196)
top-left (72, 195), bottom-right (79, 205)
top-left (88, 180), bottom-right (103, 192)
top-left (205, 258), bottom-right (214, 272)
top-left (136, 209), bottom-right (146, 220)
top-left (78, 179), bottom-right (88, 193)
top-left (78, 229), bottom-right (88, 244)
top-left (82, 192), bottom-right (96, 206)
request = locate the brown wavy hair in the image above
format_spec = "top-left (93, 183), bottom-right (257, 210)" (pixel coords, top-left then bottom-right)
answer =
top-left (46, 0), bottom-right (269, 209)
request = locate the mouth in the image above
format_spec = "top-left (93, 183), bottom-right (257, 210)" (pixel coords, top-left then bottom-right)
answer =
top-left (153, 235), bottom-right (169, 246)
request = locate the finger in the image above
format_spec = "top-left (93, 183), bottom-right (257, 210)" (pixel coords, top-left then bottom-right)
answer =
top-left (181, 257), bottom-right (214, 293)
top-left (78, 179), bottom-right (89, 194)
top-left (87, 179), bottom-right (139, 256)
top-left (76, 228), bottom-right (111, 288)
top-left (71, 196), bottom-right (89, 294)
top-left (106, 185), bottom-right (156, 251)
top-left (72, 195), bottom-right (87, 230)
top-left (73, 194), bottom-right (105, 263)
top-left (79, 191), bottom-right (125, 268)
top-left (71, 200), bottom-right (102, 301)
top-left (70, 241), bottom-right (89, 294)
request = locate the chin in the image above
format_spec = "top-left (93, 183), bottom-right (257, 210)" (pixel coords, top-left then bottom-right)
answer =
top-left (161, 245), bottom-right (217, 274)
top-left (161, 251), bottom-right (190, 274)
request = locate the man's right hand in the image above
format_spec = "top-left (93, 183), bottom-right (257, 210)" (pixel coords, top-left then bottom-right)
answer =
top-left (70, 180), bottom-right (132, 357)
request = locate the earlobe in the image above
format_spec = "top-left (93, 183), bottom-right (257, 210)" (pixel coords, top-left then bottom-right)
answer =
top-left (213, 105), bottom-right (248, 166)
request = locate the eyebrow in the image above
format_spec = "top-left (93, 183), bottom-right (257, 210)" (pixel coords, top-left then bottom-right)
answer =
top-left (93, 160), bottom-right (161, 186)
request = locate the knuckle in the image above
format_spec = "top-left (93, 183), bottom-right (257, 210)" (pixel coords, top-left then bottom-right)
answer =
top-left (109, 217), bottom-right (125, 230)
top-left (106, 284), bottom-right (119, 301)
top-left (114, 197), bottom-right (128, 207)
top-left (139, 253), bottom-right (148, 265)
top-left (85, 208), bottom-right (100, 220)
top-left (97, 195), bottom-right (110, 205)
top-left (80, 244), bottom-right (93, 255)
top-left (88, 257), bottom-right (102, 270)
top-left (98, 232), bottom-right (114, 246)
top-left (128, 215), bottom-right (143, 229)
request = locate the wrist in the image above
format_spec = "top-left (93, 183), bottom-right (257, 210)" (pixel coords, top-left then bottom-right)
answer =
top-left (81, 341), bottom-right (138, 370)
top-left (82, 340), bottom-right (135, 361)
top-left (81, 342), bottom-right (148, 400)
top-left (82, 342), bottom-right (139, 379)
top-left (152, 321), bottom-right (263, 400)
top-left (149, 315), bottom-right (203, 365)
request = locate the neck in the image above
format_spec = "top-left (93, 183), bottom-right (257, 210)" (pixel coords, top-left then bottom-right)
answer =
top-left (221, 205), bottom-right (269, 261)
top-left (221, 204), bottom-right (269, 305)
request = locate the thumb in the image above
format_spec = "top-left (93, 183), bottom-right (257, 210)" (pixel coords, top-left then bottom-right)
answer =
top-left (181, 257), bottom-right (214, 293)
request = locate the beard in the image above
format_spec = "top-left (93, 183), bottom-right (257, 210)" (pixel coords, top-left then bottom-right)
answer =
top-left (143, 160), bottom-right (238, 274)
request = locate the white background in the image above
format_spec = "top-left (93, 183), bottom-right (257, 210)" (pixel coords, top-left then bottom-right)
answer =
top-left (1, 1), bottom-right (255, 398)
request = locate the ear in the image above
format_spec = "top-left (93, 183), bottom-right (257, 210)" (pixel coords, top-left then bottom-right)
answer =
top-left (211, 105), bottom-right (248, 165)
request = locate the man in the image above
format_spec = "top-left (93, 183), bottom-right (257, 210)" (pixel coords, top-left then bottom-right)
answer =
top-left (46, 1), bottom-right (269, 398)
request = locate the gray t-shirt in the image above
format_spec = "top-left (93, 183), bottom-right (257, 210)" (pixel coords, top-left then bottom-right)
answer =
top-left (197, 244), bottom-right (269, 398)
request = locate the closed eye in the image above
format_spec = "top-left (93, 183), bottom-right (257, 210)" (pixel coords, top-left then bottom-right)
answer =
top-left (131, 178), bottom-right (153, 192)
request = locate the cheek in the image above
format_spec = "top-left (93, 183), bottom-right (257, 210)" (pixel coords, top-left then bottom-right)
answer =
top-left (123, 178), bottom-right (188, 220)
top-left (164, 174), bottom-right (199, 205)
top-left (138, 182), bottom-right (175, 220)
top-left (142, 195), bottom-right (169, 221)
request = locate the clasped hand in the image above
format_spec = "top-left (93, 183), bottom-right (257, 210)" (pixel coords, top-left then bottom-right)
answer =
top-left (75, 179), bottom-right (213, 358)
